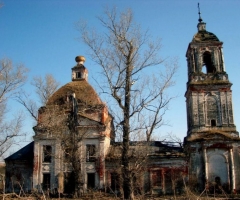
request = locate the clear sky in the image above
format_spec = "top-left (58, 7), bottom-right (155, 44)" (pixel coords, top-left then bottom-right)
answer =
top-left (1, 0), bottom-right (240, 156)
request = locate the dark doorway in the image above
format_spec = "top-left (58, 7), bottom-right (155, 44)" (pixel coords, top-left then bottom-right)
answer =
top-left (64, 172), bottom-right (75, 194)
top-left (42, 173), bottom-right (50, 190)
top-left (215, 176), bottom-right (221, 185)
top-left (215, 176), bottom-right (222, 193)
top-left (111, 172), bottom-right (120, 191)
top-left (211, 119), bottom-right (216, 127)
top-left (87, 173), bottom-right (95, 189)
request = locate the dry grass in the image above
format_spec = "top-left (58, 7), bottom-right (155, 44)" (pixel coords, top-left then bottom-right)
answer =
top-left (0, 163), bottom-right (5, 174)
top-left (2, 194), bottom-right (240, 200)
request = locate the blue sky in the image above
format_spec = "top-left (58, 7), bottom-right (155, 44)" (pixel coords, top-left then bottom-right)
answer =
top-left (1, 0), bottom-right (240, 155)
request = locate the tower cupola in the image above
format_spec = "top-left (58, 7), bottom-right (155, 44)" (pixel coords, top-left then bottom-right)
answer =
top-left (186, 7), bottom-right (225, 81)
top-left (72, 55), bottom-right (88, 81)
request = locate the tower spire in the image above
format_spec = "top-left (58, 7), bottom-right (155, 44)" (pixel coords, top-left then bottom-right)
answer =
top-left (198, 3), bottom-right (203, 23)
top-left (197, 3), bottom-right (206, 31)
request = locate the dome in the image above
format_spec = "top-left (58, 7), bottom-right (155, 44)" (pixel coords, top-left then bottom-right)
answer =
top-left (192, 30), bottom-right (219, 43)
top-left (47, 79), bottom-right (103, 106)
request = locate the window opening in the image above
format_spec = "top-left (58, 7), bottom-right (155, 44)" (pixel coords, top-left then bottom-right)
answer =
top-left (211, 119), bottom-right (216, 127)
top-left (43, 145), bottom-right (52, 163)
top-left (86, 145), bottom-right (96, 162)
top-left (42, 173), bottom-right (50, 190)
top-left (203, 51), bottom-right (215, 73)
top-left (152, 170), bottom-right (161, 187)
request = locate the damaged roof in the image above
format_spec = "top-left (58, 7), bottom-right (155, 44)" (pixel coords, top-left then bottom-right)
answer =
top-left (192, 30), bottom-right (219, 43)
top-left (5, 142), bottom-right (34, 161)
top-left (47, 80), bottom-right (103, 106)
top-left (106, 141), bottom-right (184, 160)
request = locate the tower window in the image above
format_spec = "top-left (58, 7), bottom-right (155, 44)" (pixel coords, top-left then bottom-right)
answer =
top-left (203, 51), bottom-right (216, 73)
top-left (211, 119), bottom-right (216, 127)
top-left (76, 72), bottom-right (82, 78)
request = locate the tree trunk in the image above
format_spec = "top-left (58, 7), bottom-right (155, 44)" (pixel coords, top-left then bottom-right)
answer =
top-left (72, 151), bottom-right (83, 198)
top-left (122, 63), bottom-right (133, 200)
top-left (122, 130), bottom-right (131, 199)
top-left (71, 126), bottom-right (83, 198)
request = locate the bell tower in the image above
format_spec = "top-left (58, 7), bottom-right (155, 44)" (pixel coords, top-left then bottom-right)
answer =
top-left (184, 5), bottom-right (240, 193)
top-left (185, 9), bottom-right (237, 138)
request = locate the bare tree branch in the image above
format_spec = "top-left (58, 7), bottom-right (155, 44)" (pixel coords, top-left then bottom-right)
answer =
top-left (0, 58), bottom-right (28, 159)
top-left (31, 74), bottom-right (60, 105)
top-left (16, 74), bottom-right (60, 122)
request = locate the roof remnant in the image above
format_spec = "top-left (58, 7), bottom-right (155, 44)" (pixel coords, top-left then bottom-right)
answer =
top-left (5, 142), bottom-right (34, 161)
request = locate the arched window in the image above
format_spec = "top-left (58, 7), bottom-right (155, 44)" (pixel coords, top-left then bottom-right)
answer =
top-left (202, 51), bottom-right (216, 73)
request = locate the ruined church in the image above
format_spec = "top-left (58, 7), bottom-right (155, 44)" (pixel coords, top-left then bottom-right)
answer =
top-left (4, 12), bottom-right (240, 195)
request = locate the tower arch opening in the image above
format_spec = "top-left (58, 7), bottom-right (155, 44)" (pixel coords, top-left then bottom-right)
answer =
top-left (202, 65), bottom-right (207, 74)
top-left (202, 51), bottom-right (215, 73)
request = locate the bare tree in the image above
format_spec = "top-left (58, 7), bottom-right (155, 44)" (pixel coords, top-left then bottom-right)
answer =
top-left (32, 74), bottom-right (60, 105)
top-left (16, 74), bottom-right (60, 121)
top-left (0, 58), bottom-right (28, 158)
top-left (78, 7), bottom-right (178, 199)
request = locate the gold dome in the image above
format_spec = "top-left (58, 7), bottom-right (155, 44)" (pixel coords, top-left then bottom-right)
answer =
top-left (75, 56), bottom-right (86, 63)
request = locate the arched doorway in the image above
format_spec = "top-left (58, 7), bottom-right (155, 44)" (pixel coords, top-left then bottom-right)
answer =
top-left (208, 153), bottom-right (229, 192)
